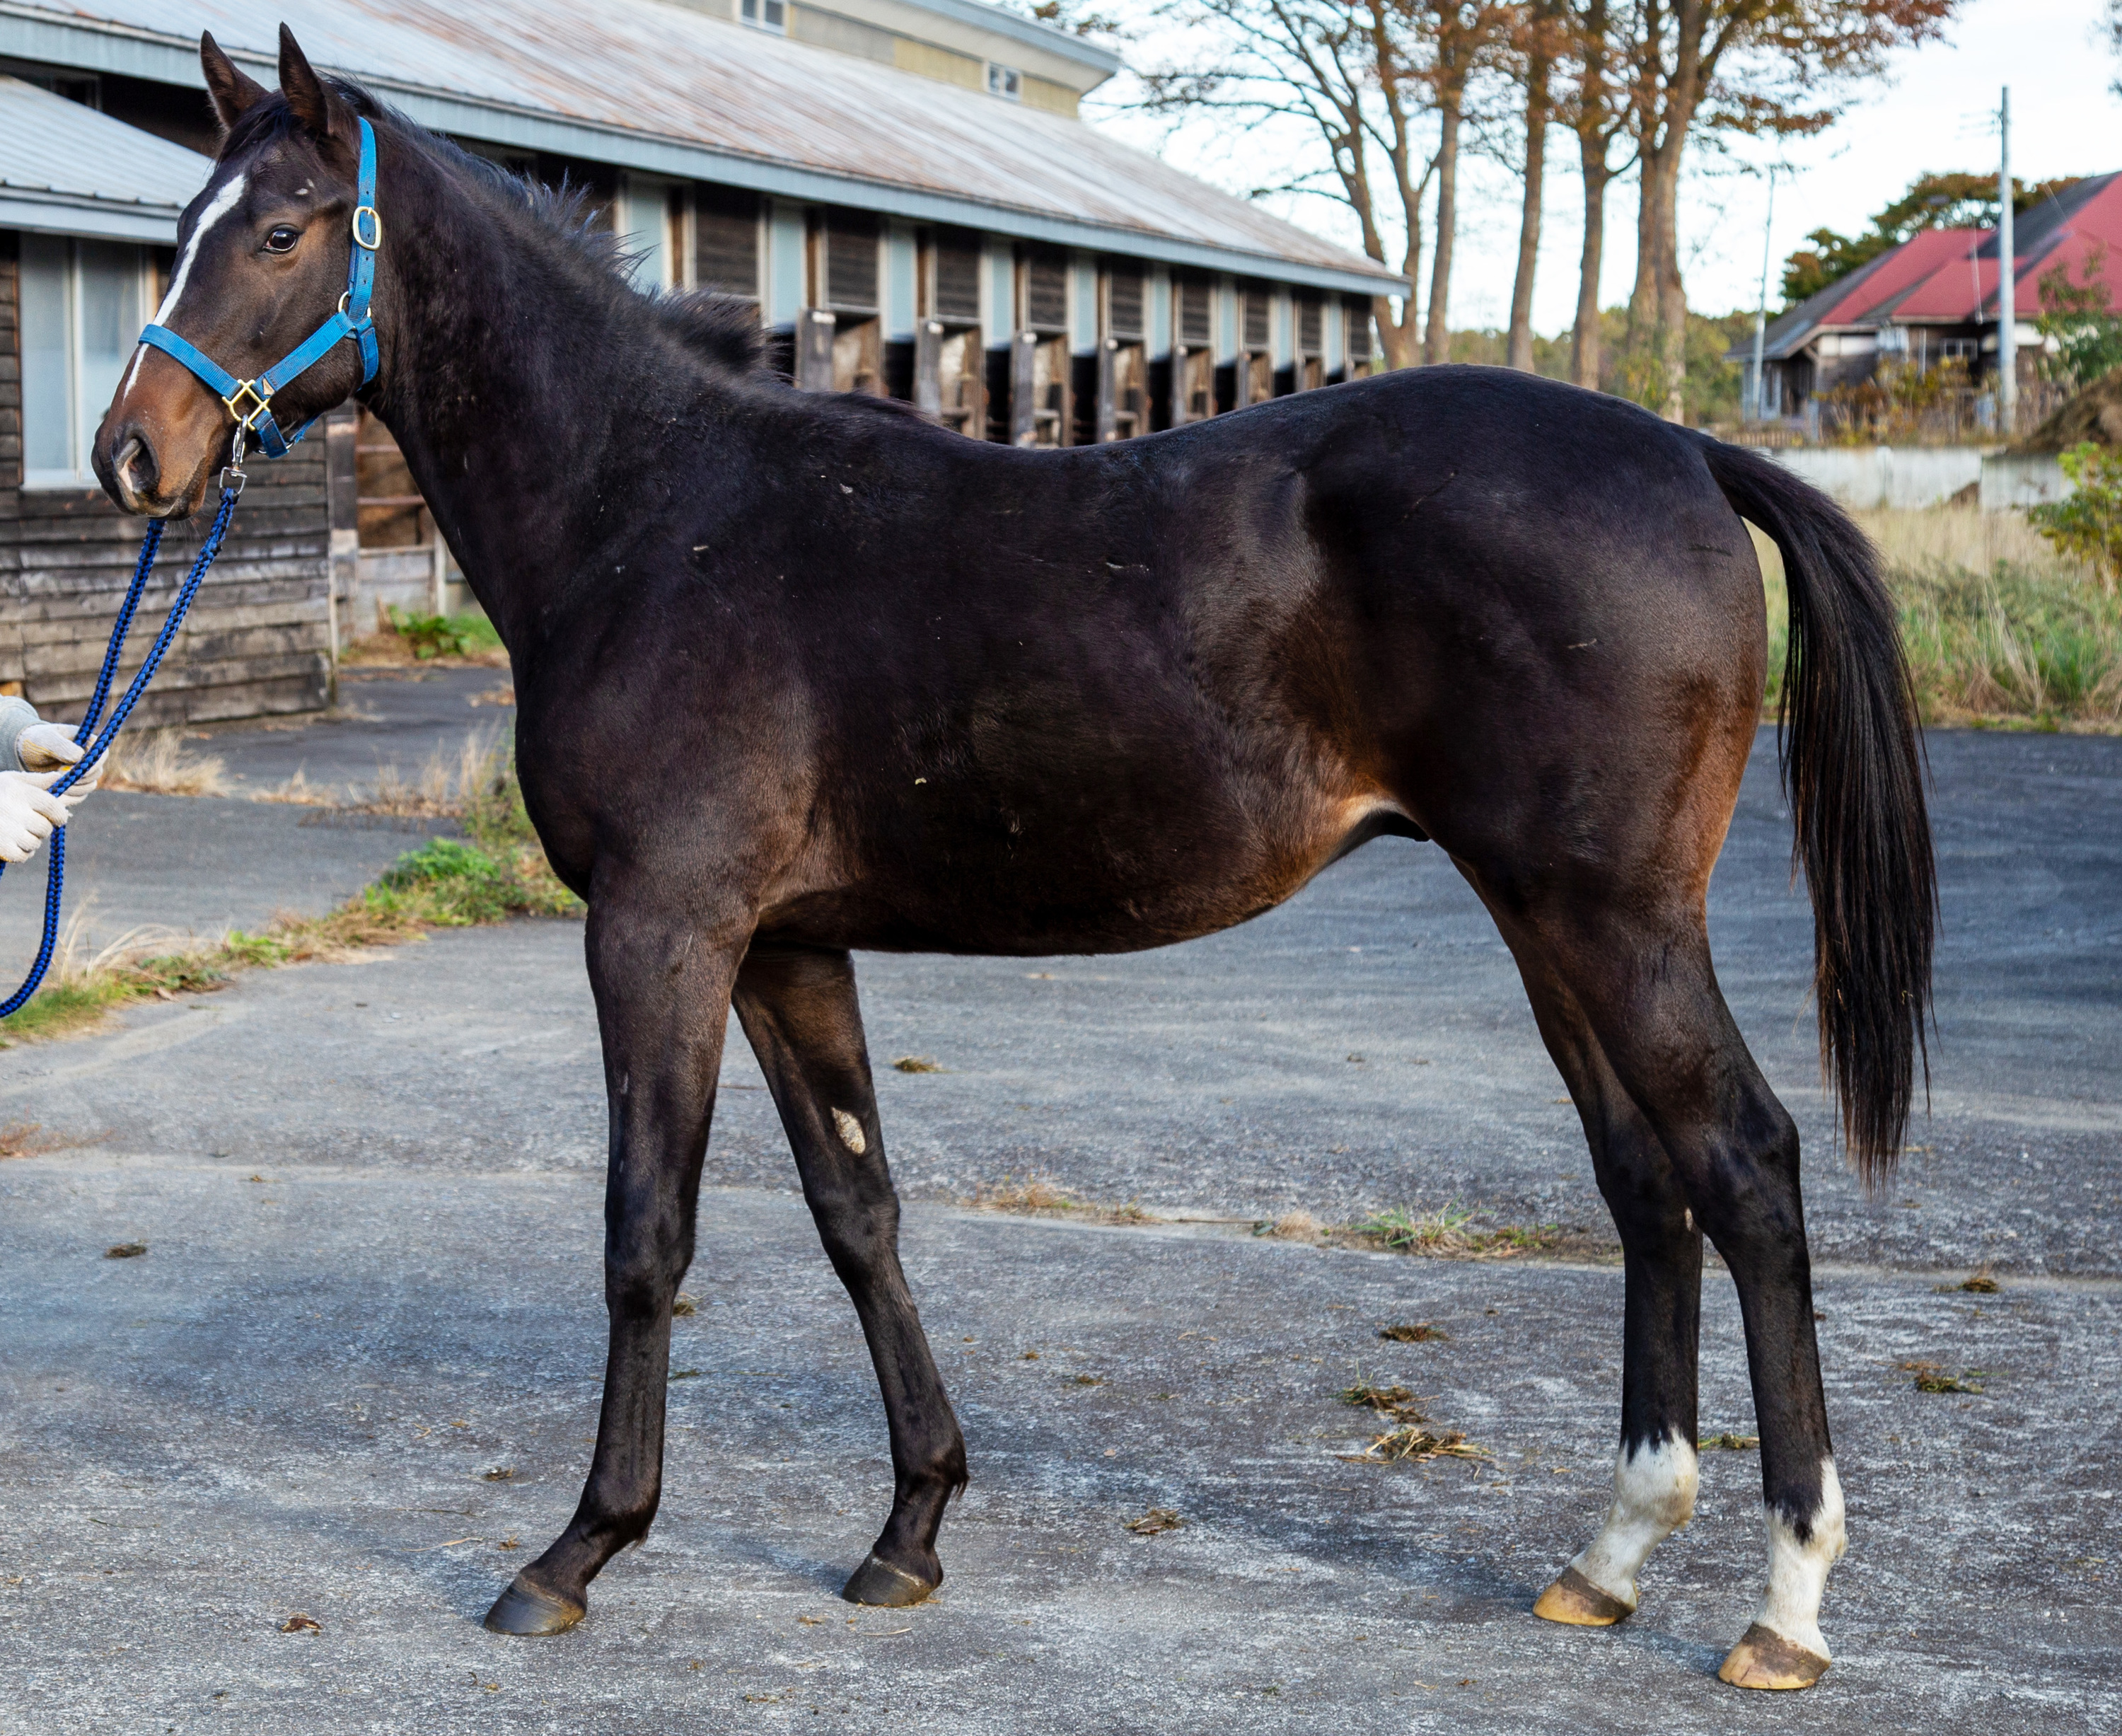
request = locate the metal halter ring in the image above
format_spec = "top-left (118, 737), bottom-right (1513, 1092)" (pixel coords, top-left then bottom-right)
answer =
top-left (351, 204), bottom-right (383, 250)
top-left (220, 378), bottom-right (273, 432)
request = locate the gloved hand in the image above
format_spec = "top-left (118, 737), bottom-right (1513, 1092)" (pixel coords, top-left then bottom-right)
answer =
top-left (0, 770), bottom-right (72, 864)
top-left (16, 723), bottom-right (101, 796)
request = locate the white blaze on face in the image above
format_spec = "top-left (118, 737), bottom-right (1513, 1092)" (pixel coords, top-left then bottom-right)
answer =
top-left (1752, 1458), bottom-right (1847, 1660)
top-left (1570, 1433), bottom-right (1700, 1610)
top-left (119, 170), bottom-right (250, 395)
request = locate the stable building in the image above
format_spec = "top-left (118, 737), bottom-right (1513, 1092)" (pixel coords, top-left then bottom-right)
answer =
top-left (1, 0), bottom-right (1401, 723)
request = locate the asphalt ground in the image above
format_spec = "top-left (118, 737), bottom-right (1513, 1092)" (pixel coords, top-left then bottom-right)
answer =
top-left (0, 683), bottom-right (2116, 1730)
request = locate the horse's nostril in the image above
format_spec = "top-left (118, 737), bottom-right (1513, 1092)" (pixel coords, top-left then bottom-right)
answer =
top-left (115, 434), bottom-right (156, 500)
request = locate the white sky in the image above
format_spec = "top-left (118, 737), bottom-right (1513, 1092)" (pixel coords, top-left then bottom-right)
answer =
top-left (1083, 0), bottom-right (2121, 335)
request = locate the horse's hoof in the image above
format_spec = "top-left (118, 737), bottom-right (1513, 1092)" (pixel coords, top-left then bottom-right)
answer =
top-left (1717, 1622), bottom-right (1829, 1690)
top-left (482, 1573), bottom-right (586, 1636)
top-left (841, 1551), bottom-right (937, 1607)
top-left (1531, 1566), bottom-right (1633, 1627)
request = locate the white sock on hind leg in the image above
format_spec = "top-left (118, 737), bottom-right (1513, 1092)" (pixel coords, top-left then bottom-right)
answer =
top-left (1752, 1458), bottom-right (1845, 1660)
top-left (1570, 1433), bottom-right (1700, 1609)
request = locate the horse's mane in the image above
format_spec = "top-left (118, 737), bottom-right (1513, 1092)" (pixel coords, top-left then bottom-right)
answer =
top-left (222, 79), bottom-right (775, 380)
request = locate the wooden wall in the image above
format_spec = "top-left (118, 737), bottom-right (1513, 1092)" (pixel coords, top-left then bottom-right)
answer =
top-left (0, 230), bottom-right (333, 728)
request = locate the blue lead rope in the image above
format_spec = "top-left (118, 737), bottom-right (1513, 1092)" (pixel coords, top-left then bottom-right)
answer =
top-left (0, 487), bottom-right (240, 1017)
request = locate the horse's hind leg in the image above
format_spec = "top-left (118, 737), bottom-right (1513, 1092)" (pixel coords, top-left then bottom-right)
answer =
top-left (732, 943), bottom-right (968, 1607)
top-left (1497, 939), bottom-right (1705, 1631)
top-left (1490, 887), bottom-right (1841, 1689)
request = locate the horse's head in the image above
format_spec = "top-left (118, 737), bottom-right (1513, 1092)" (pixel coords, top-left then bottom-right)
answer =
top-left (95, 27), bottom-right (373, 518)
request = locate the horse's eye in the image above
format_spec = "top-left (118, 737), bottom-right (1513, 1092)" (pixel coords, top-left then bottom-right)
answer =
top-left (264, 225), bottom-right (301, 254)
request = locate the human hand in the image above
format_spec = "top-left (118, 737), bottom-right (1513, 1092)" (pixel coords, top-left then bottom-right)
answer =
top-left (16, 724), bottom-right (100, 797)
top-left (0, 770), bottom-right (71, 863)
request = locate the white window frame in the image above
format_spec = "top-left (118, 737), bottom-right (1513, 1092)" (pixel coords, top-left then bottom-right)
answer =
top-left (18, 234), bottom-right (156, 492)
top-left (986, 63), bottom-right (1022, 100)
top-left (740, 0), bottom-right (788, 33)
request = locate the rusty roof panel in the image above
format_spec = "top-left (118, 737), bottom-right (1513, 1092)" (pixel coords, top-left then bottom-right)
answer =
top-left (13, 0), bottom-right (1396, 285)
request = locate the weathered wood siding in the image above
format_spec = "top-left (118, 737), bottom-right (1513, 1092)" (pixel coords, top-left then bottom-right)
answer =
top-left (0, 230), bottom-right (332, 727)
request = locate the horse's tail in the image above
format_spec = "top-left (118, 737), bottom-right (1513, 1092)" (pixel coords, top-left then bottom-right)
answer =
top-left (1698, 436), bottom-right (1935, 1186)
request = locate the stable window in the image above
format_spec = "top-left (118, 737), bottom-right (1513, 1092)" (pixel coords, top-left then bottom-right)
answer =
top-left (694, 185), bottom-right (760, 301)
top-left (1178, 276), bottom-right (1212, 347)
top-left (1024, 250), bottom-right (1068, 332)
top-left (934, 230), bottom-right (982, 325)
top-left (741, 0), bottom-right (787, 32)
top-left (18, 234), bottom-right (153, 490)
top-left (1106, 263), bottom-right (1144, 342)
top-left (986, 63), bottom-right (1021, 100)
top-left (823, 215), bottom-right (879, 313)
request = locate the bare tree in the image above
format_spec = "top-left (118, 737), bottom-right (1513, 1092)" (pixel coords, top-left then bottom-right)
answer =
top-left (1417, 4), bottom-right (1514, 364)
top-left (1617, 0), bottom-right (1959, 420)
top-left (1504, 1), bottom-right (1569, 369)
top-left (1138, 0), bottom-right (1443, 367)
top-left (1552, 0), bottom-right (1631, 386)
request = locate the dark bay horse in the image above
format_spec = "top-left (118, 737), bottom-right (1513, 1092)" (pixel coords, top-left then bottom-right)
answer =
top-left (94, 30), bottom-right (1933, 1693)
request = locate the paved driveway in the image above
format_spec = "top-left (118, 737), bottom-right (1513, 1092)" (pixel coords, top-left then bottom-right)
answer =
top-left (0, 707), bottom-right (2115, 1731)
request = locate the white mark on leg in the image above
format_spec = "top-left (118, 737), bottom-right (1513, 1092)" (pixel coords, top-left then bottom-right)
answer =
top-left (1753, 1458), bottom-right (1845, 1660)
top-left (1570, 1432), bottom-right (1699, 1610)
top-left (122, 170), bottom-right (248, 395)
top-left (831, 1109), bottom-right (866, 1155)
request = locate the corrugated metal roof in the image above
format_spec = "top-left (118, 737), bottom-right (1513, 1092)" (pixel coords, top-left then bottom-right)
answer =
top-left (0, 71), bottom-right (211, 241)
top-left (1, 0), bottom-right (1400, 291)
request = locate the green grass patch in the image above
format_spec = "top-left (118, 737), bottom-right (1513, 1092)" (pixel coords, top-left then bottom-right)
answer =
top-left (1345, 1202), bottom-right (1565, 1258)
top-left (0, 753), bottom-right (580, 1046)
top-left (383, 607), bottom-right (504, 661)
top-left (1758, 538), bottom-right (2122, 730)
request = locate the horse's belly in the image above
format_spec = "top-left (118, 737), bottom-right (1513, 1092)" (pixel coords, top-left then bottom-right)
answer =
top-left (764, 791), bottom-right (1408, 956)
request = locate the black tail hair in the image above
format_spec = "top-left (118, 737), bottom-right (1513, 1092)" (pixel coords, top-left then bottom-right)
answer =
top-left (1698, 437), bottom-right (1936, 1186)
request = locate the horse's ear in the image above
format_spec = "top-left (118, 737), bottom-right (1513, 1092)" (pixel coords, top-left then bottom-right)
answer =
top-left (199, 31), bottom-right (268, 134)
top-left (277, 24), bottom-right (352, 142)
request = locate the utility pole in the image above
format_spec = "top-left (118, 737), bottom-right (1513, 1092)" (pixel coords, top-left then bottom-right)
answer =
top-left (1998, 86), bottom-right (2017, 432)
top-left (1749, 167), bottom-right (1776, 422)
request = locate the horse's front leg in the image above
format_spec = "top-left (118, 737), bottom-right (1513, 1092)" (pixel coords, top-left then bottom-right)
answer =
top-left (485, 889), bottom-right (745, 1636)
top-left (732, 942), bottom-right (967, 1605)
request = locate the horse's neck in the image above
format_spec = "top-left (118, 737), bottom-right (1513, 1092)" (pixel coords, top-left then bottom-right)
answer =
top-left (366, 148), bottom-right (671, 650)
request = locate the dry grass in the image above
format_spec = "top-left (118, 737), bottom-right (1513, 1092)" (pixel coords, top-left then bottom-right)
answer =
top-left (1754, 507), bottom-right (2122, 730)
top-left (1901, 1360), bottom-right (1987, 1395)
top-left (968, 1174), bottom-right (1154, 1225)
top-left (100, 729), bottom-right (231, 797)
top-left (1378, 1322), bottom-right (1449, 1343)
top-left (1339, 1381), bottom-right (1426, 1421)
top-left (1344, 1426), bottom-right (1488, 1464)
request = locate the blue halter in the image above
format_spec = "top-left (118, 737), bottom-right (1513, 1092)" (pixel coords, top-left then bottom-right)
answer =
top-left (138, 116), bottom-right (381, 461)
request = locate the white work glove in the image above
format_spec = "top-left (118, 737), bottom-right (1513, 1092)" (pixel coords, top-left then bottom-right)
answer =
top-left (16, 724), bottom-right (101, 797)
top-left (0, 770), bottom-right (72, 864)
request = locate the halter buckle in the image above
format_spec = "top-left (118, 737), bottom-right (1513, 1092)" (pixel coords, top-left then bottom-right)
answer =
top-left (221, 378), bottom-right (273, 431)
top-left (351, 205), bottom-right (383, 250)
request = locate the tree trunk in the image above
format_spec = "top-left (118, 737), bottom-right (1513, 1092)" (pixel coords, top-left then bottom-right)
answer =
top-left (1572, 150), bottom-right (1609, 388)
top-left (1652, 146), bottom-right (1688, 420)
top-left (1424, 101), bottom-right (1461, 365)
top-left (1507, 50), bottom-right (1552, 372)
